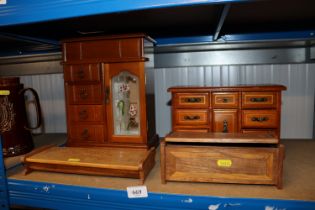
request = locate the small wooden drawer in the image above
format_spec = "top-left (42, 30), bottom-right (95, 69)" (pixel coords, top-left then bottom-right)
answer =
top-left (68, 125), bottom-right (105, 143)
top-left (173, 93), bottom-right (209, 108)
top-left (81, 39), bottom-right (120, 60)
top-left (174, 109), bottom-right (209, 126)
top-left (174, 129), bottom-right (209, 133)
top-left (212, 109), bottom-right (238, 133)
top-left (63, 38), bottom-right (144, 62)
top-left (81, 38), bottom-right (142, 60)
top-left (161, 141), bottom-right (284, 188)
top-left (242, 92), bottom-right (277, 108)
top-left (68, 105), bottom-right (105, 122)
top-left (242, 129), bottom-right (277, 136)
top-left (66, 84), bottom-right (103, 104)
top-left (64, 64), bottom-right (101, 82)
top-left (63, 42), bottom-right (81, 61)
top-left (165, 131), bottom-right (278, 144)
top-left (212, 92), bottom-right (239, 108)
top-left (120, 38), bottom-right (142, 58)
top-left (242, 110), bottom-right (278, 128)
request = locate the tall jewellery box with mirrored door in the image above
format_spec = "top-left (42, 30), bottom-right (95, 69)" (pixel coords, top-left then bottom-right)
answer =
top-left (23, 34), bottom-right (158, 183)
top-left (161, 85), bottom-right (286, 188)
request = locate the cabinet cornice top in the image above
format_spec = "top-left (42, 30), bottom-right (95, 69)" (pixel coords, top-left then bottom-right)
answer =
top-left (62, 33), bottom-right (154, 63)
top-left (168, 85), bottom-right (287, 92)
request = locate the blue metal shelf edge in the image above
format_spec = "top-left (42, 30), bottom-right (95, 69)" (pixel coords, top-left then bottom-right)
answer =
top-left (0, 136), bottom-right (9, 210)
top-left (155, 30), bottom-right (315, 45)
top-left (0, 0), bottom-right (251, 27)
top-left (7, 179), bottom-right (315, 210)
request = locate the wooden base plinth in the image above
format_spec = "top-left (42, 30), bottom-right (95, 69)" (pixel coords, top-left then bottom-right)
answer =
top-left (161, 138), bottom-right (284, 189)
top-left (23, 145), bottom-right (155, 184)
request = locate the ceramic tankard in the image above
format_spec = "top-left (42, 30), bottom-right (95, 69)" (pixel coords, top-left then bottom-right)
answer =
top-left (0, 77), bottom-right (42, 157)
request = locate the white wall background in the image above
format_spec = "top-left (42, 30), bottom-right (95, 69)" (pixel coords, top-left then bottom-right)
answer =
top-left (19, 63), bottom-right (315, 139)
top-left (20, 73), bottom-right (66, 133)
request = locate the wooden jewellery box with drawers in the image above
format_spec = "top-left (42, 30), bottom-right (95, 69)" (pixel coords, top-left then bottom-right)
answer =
top-left (161, 85), bottom-right (286, 188)
top-left (168, 85), bottom-right (286, 137)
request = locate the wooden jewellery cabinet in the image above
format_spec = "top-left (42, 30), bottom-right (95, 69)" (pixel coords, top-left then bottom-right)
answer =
top-left (161, 85), bottom-right (286, 188)
top-left (62, 34), bottom-right (157, 148)
top-left (23, 34), bottom-right (158, 183)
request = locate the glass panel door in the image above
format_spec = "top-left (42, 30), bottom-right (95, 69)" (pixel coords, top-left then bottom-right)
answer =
top-left (112, 71), bottom-right (140, 136)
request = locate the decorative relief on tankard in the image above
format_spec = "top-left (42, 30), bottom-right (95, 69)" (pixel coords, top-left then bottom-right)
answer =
top-left (0, 96), bottom-right (16, 132)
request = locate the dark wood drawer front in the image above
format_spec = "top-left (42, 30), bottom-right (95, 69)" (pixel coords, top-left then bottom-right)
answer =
top-left (174, 93), bottom-right (209, 108)
top-left (242, 110), bottom-right (278, 128)
top-left (175, 109), bottom-right (209, 126)
top-left (242, 92), bottom-right (277, 108)
top-left (120, 38), bottom-right (142, 58)
top-left (165, 144), bottom-right (281, 185)
top-left (68, 125), bottom-right (105, 142)
top-left (68, 105), bottom-right (105, 122)
top-left (64, 39), bottom-right (143, 62)
top-left (81, 39), bottom-right (142, 60)
top-left (63, 42), bottom-right (81, 61)
top-left (212, 92), bottom-right (239, 108)
top-left (64, 64), bottom-right (100, 82)
top-left (242, 129), bottom-right (277, 136)
top-left (175, 129), bottom-right (209, 133)
top-left (66, 84), bottom-right (103, 104)
top-left (213, 110), bottom-right (238, 133)
top-left (81, 40), bottom-right (120, 60)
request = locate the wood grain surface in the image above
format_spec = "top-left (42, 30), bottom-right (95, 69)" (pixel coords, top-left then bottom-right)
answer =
top-left (161, 140), bottom-right (283, 188)
top-left (25, 147), bottom-right (151, 170)
top-left (165, 131), bottom-right (278, 144)
top-left (23, 145), bottom-right (156, 183)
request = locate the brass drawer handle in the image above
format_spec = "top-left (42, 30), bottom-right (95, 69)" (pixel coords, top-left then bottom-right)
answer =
top-left (251, 117), bottom-right (269, 122)
top-left (222, 98), bottom-right (230, 103)
top-left (76, 68), bottom-right (85, 79)
top-left (79, 88), bottom-right (88, 99)
top-left (79, 109), bottom-right (88, 120)
top-left (184, 98), bottom-right (202, 103)
top-left (222, 120), bottom-right (228, 133)
top-left (250, 97), bottom-right (268, 102)
top-left (184, 115), bottom-right (201, 120)
top-left (81, 128), bottom-right (90, 139)
top-left (105, 86), bottom-right (110, 104)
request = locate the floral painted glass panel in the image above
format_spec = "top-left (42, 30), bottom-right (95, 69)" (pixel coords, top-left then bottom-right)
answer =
top-left (112, 71), bottom-right (140, 135)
